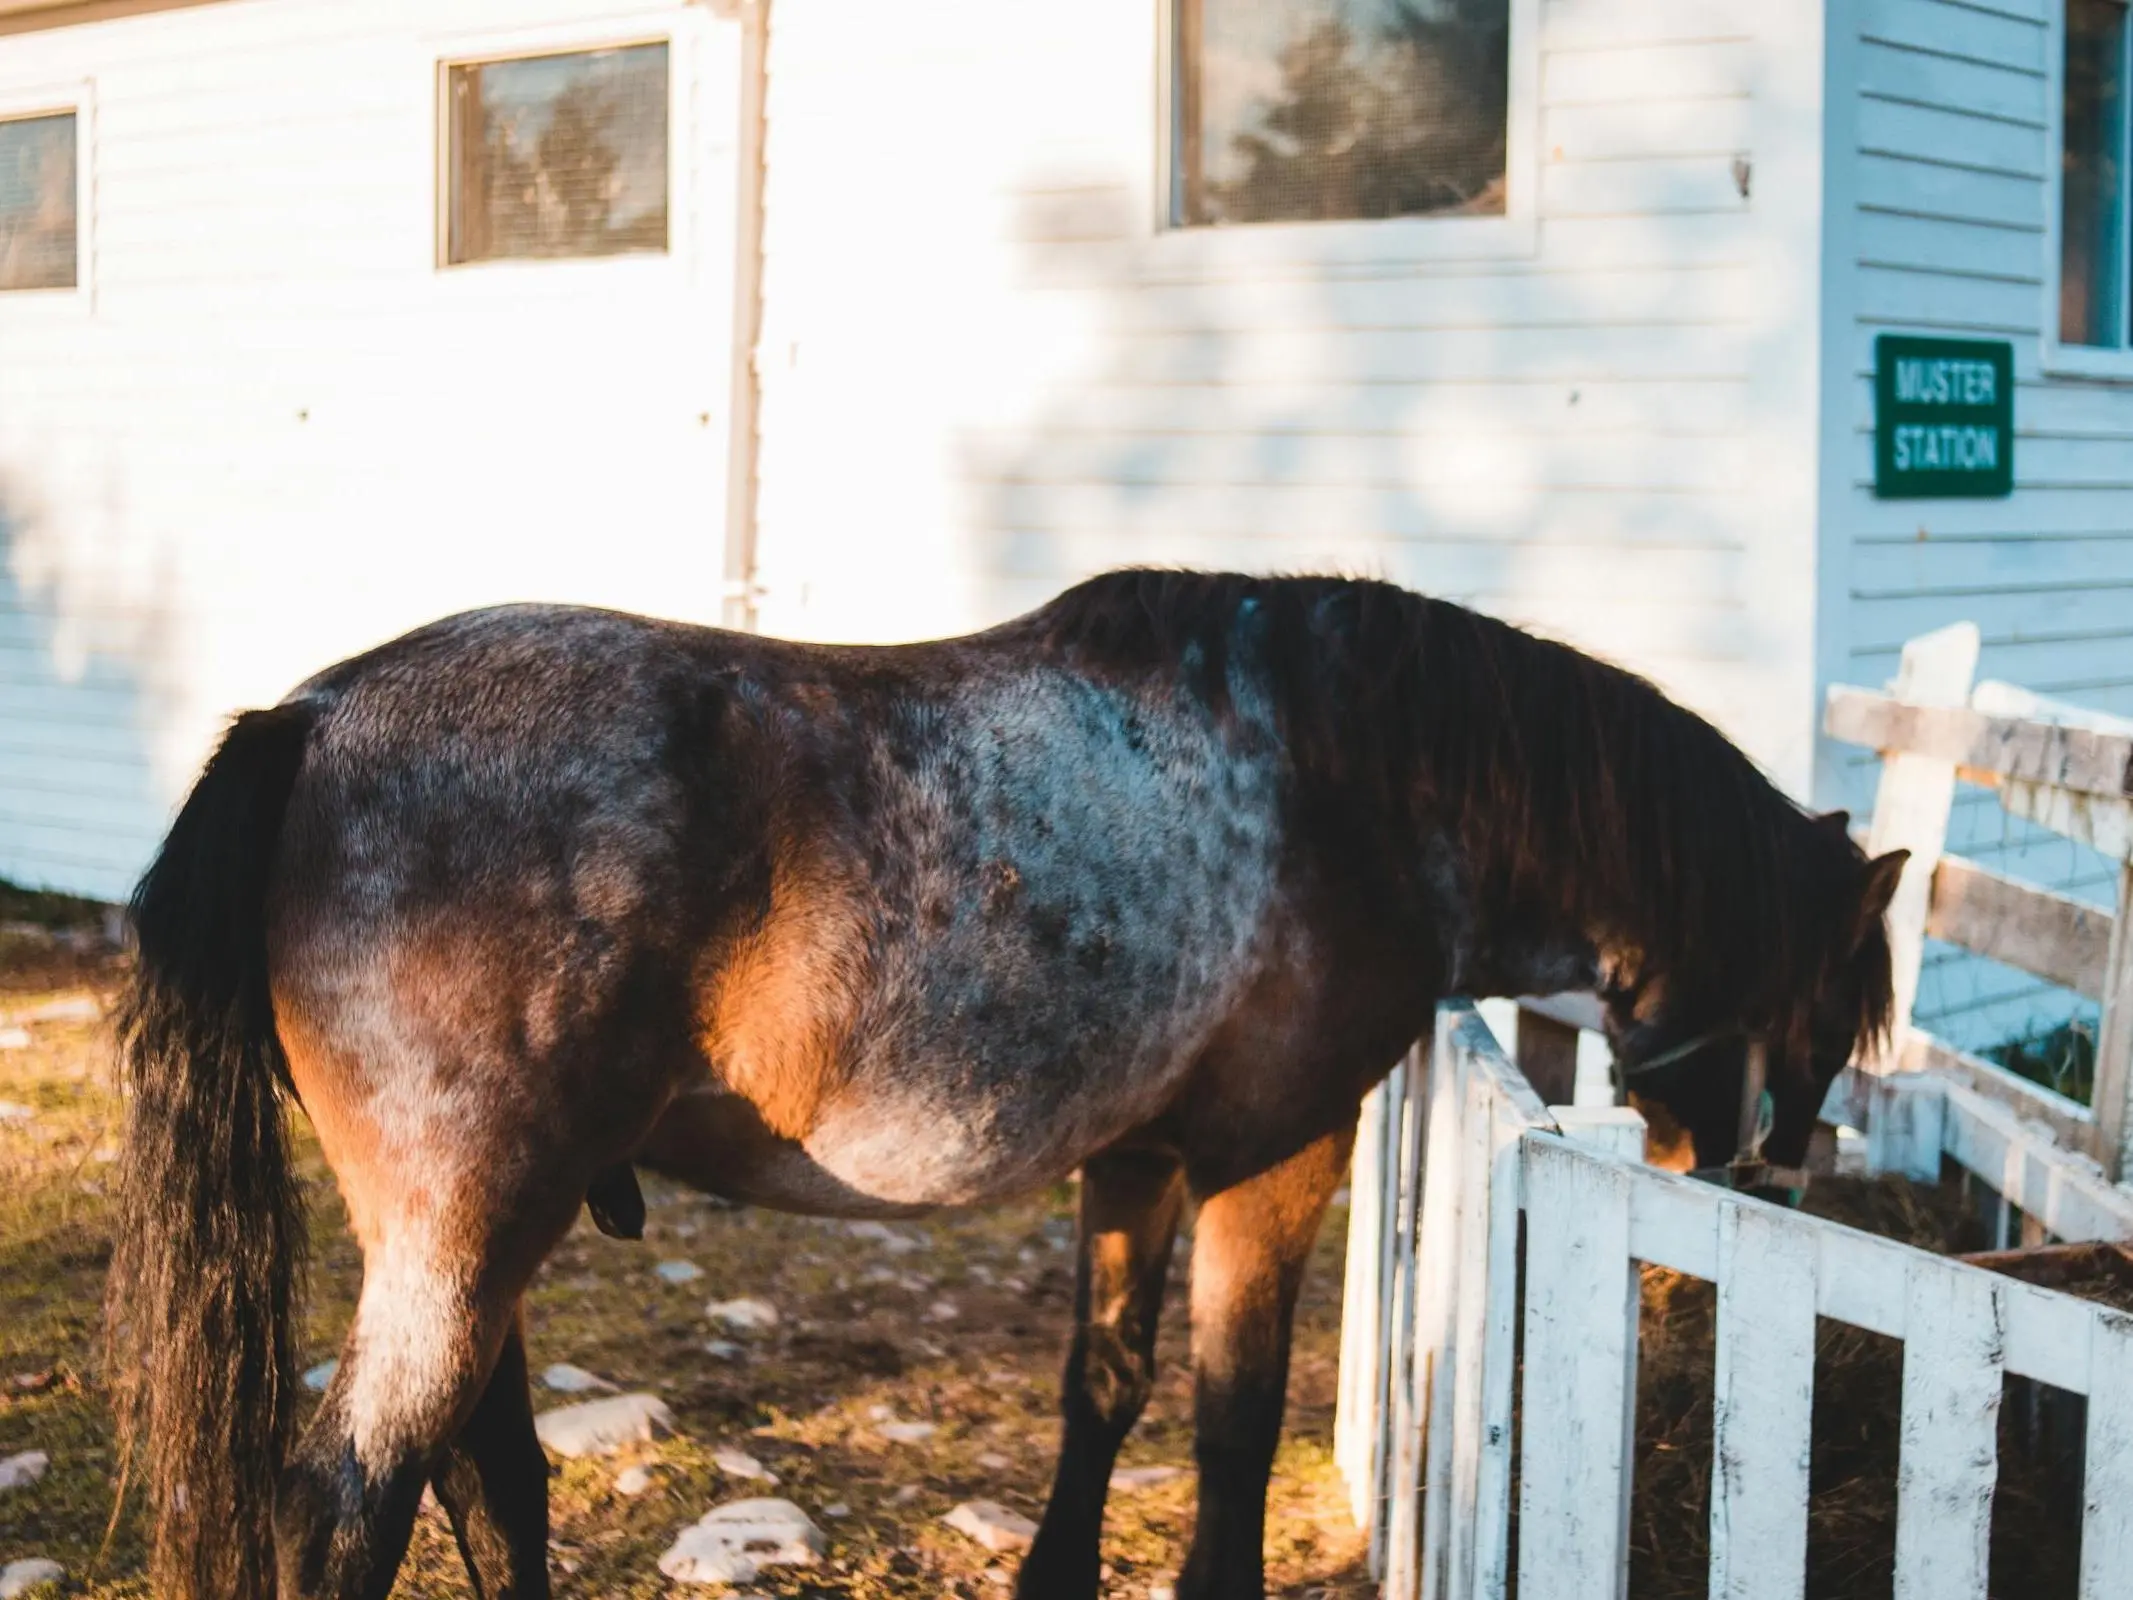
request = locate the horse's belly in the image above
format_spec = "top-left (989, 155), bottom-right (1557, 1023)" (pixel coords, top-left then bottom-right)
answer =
top-left (649, 1060), bottom-right (1165, 1214)
top-left (800, 1056), bottom-right (1185, 1206)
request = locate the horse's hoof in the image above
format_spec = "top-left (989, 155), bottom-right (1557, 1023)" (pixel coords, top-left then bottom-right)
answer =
top-left (585, 1163), bottom-right (646, 1239)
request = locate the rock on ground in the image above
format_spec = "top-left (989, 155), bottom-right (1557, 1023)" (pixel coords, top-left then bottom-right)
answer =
top-left (705, 1296), bottom-right (778, 1332)
top-left (846, 1220), bottom-right (922, 1254)
top-left (533, 1393), bottom-right (673, 1459)
top-left (302, 1361), bottom-right (338, 1393)
top-left (540, 1362), bottom-right (618, 1393)
top-left (944, 1500), bottom-right (1038, 1554)
top-left (614, 1465), bottom-right (655, 1497)
top-left (712, 1446), bottom-right (779, 1483)
top-left (0, 1451), bottom-right (48, 1491)
top-left (655, 1259), bottom-right (704, 1284)
top-left (877, 1420), bottom-right (937, 1444)
top-left (659, 1497), bottom-right (825, 1584)
top-left (0, 1560), bottom-right (63, 1598)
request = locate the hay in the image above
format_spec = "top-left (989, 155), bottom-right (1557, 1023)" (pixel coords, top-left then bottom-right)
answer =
top-left (1619, 1176), bottom-right (2089, 1599)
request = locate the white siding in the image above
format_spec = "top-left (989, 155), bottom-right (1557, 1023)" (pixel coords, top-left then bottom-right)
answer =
top-left (0, 0), bottom-right (740, 898)
top-left (1823, 0), bottom-right (2127, 1052)
top-left (751, 0), bottom-right (1830, 791)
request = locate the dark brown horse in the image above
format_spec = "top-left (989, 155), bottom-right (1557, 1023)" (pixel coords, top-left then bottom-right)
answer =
top-left (106, 570), bottom-right (1901, 1600)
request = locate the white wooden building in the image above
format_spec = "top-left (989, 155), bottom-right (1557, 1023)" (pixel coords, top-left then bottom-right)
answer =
top-left (0, 0), bottom-right (2126, 1049)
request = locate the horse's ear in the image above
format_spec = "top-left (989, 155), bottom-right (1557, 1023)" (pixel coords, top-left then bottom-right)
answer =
top-left (1814, 809), bottom-right (1852, 837)
top-left (1852, 849), bottom-right (1909, 945)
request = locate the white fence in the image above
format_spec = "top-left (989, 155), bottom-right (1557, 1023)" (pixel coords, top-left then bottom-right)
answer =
top-left (1335, 1002), bottom-right (2133, 1600)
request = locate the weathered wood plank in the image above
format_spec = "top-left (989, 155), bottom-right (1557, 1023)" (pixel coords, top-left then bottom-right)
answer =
top-left (1443, 1066), bottom-right (1496, 1600)
top-left (1970, 679), bottom-right (2133, 740)
top-left (1940, 1079), bottom-right (2133, 1248)
top-left (1827, 685), bottom-right (2133, 800)
top-left (1515, 990), bottom-right (1609, 1035)
top-left (1553, 1104), bottom-right (1649, 1163)
top-left (2079, 1311), bottom-right (2133, 1600)
top-left (1369, 1056), bottom-right (1415, 1570)
top-left (1994, 779), bottom-right (2133, 861)
top-left (1894, 1264), bottom-right (2005, 1600)
top-left (1841, 626), bottom-right (1980, 1071)
top-left (1519, 1139), bottom-right (1638, 1600)
top-left (1627, 1163), bottom-right (1722, 1280)
top-left (1412, 1030), bottom-right (1468, 1600)
top-left (1812, 1220), bottom-right (1914, 1342)
top-left (2091, 863), bottom-right (2133, 1181)
top-left (1893, 1037), bottom-right (2093, 1154)
top-left (1452, 1005), bottom-right (1557, 1129)
top-left (1865, 1070), bottom-right (1946, 1182)
top-left (1971, 680), bottom-right (2133, 859)
top-left (1335, 1078), bottom-right (1392, 1522)
top-left (1709, 1204), bottom-right (1815, 1600)
top-left (1994, 1273), bottom-right (2095, 1395)
top-left (1452, 1006), bottom-right (1552, 1600)
top-left (1471, 1099), bottom-right (1526, 1600)
top-left (1383, 1053), bottom-right (1433, 1597)
top-left (1927, 853), bottom-right (2113, 999)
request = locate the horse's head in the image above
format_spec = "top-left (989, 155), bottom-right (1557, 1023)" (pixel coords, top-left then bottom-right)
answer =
top-left (1602, 814), bottom-right (1907, 1184)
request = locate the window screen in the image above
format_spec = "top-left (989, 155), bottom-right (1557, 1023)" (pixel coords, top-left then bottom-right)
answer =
top-left (446, 42), bottom-right (669, 265)
top-left (0, 112), bottom-right (78, 292)
top-left (1173, 0), bottom-right (1509, 227)
top-left (2062, 0), bottom-right (2130, 346)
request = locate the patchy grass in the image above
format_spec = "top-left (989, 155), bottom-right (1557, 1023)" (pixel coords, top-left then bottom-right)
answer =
top-left (0, 953), bottom-right (1368, 1598)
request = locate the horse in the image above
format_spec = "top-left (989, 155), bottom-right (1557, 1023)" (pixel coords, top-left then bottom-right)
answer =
top-left (105, 569), bottom-right (1903, 1600)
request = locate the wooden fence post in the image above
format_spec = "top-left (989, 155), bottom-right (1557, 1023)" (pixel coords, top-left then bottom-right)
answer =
top-left (1371, 1054), bottom-right (1418, 1575)
top-left (1518, 1139), bottom-right (1638, 1600)
top-left (1708, 1205), bottom-right (1815, 1600)
top-left (1337, 1078), bottom-right (1392, 1523)
top-left (1853, 622), bottom-right (1978, 1074)
top-left (1384, 1046), bottom-right (1436, 1598)
top-left (2091, 860), bottom-right (2133, 1180)
top-left (2080, 1309), bottom-right (2133, 1600)
top-left (1471, 1100), bottom-right (1528, 1600)
top-left (1894, 1264), bottom-right (2004, 1600)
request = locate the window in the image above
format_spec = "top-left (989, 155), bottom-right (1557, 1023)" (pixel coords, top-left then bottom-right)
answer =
top-left (444, 42), bottom-right (668, 265)
top-left (2061, 0), bottom-right (2129, 348)
top-left (0, 111), bottom-right (77, 292)
top-left (1170, 0), bottom-right (1509, 228)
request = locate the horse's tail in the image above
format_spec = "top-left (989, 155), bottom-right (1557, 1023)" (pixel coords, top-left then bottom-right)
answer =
top-left (106, 701), bottom-right (316, 1600)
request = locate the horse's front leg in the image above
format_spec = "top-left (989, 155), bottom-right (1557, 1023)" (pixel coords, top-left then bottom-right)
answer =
top-left (429, 1315), bottom-right (550, 1600)
top-left (1178, 1126), bottom-right (1353, 1600)
top-left (1018, 1142), bottom-right (1186, 1600)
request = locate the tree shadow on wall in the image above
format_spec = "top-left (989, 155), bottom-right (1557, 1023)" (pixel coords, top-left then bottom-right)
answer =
top-left (0, 473), bottom-right (174, 903)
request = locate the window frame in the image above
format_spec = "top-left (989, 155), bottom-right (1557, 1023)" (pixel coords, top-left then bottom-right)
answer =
top-left (428, 12), bottom-right (695, 281)
top-left (1148, 0), bottom-right (1541, 271)
top-left (0, 78), bottom-right (91, 309)
top-left (2044, 0), bottom-right (2133, 381)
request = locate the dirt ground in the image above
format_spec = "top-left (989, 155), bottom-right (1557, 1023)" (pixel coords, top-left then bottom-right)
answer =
top-left (0, 945), bottom-right (1370, 1597)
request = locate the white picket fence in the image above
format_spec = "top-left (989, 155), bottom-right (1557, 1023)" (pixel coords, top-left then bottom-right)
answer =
top-left (1334, 1002), bottom-right (2133, 1600)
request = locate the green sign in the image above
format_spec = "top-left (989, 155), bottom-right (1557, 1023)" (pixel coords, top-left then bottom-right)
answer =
top-left (1874, 334), bottom-right (2013, 499)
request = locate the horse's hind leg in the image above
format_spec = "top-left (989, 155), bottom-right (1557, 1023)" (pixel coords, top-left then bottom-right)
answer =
top-left (1178, 1127), bottom-right (1352, 1600)
top-left (430, 1316), bottom-right (550, 1599)
top-left (1018, 1144), bottom-right (1186, 1600)
top-left (275, 1190), bottom-right (579, 1600)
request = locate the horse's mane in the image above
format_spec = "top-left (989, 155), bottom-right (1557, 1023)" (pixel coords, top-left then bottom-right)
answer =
top-left (1029, 569), bottom-right (1889, 1048)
